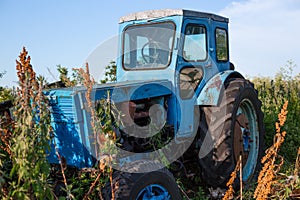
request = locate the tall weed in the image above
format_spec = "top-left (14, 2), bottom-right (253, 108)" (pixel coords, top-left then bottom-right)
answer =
top-left (254, 101), bottom-right (288, 199)
top-left (0, 48), bottom-right (53, 199)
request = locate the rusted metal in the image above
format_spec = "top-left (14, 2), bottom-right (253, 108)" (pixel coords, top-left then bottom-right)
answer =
top-left (206, 76), bottom-right (222, 91)
top-left (197, 70), bottom-right (243, 106)
top-left (234, 113), bottom-right (251, 167)
top-left (236, 113), bottom-right (249, 128)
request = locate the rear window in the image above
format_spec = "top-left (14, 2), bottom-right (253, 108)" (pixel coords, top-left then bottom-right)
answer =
top-left (215, 28), bottom-right (228, 62)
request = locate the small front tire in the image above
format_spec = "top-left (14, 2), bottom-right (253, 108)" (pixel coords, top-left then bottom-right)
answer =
top-left (103, 160), bottom-right (181, 200)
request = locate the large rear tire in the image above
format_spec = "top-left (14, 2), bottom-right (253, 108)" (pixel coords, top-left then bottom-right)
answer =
top-left (103, 160), bottom-right (181, 200)
top-left (198, 78), bottom-right (264, 187)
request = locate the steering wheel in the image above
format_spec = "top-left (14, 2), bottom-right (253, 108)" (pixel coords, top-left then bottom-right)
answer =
top-left (141, 41), bottom-right (162, 64)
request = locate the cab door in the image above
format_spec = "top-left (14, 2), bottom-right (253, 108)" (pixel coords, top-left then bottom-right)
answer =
top-left (175, 18), bottom-right (211, 139)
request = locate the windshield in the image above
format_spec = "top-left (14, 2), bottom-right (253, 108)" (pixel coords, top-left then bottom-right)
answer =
top-left (122, 22), bottom-right (175, 70)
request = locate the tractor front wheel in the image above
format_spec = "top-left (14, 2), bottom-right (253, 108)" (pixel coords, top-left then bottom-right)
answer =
top-left (103, 160), bottom-right (181, 200)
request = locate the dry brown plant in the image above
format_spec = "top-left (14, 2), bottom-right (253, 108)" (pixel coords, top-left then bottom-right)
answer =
top-left (222, 156), bottom-right (242, 200)
top-left (289, 147), bottom-right (300, 199)
top-left (294, 147), bottom-right (300, 176)
top-left (75, 63), bottom-right (115, 200)
top-left (0, 129), bottom-right (12, 155)
top-left (82, 155), bottom-right (112, 200)
top-left (16, 47), bottom-right (38, 105)
top-left (74, 63), bottom-right (98, 156)
top-left (0, 105), bottom-right (13, 155)
top-left (253, 101), bottom-right (288, 200)
top-left (55, 143), bottom-right (74, 199)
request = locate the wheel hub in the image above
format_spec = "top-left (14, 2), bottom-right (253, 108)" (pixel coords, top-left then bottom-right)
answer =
top-left (234, 113), bottom-right (253, 167)
top-left (137, 184), bottom-right (170, 200)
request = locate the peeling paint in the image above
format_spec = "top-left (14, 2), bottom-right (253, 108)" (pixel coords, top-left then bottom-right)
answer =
top-left (196, 70), bottom-right (240, 106)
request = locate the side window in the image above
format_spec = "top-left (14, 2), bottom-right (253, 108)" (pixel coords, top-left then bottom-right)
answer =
top-left (216, 28), bottom-right (228, 62)
top-left (183, 25), bottom-right (207, 61)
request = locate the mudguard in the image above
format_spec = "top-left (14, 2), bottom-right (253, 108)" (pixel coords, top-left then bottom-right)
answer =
top-left (196, 70), bottom-right (243, 106)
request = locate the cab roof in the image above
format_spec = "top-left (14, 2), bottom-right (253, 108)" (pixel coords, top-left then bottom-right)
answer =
top-left (119, 9), bottom-right (229, 23)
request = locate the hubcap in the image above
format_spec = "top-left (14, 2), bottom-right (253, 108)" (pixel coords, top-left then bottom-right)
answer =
top-left (136, 184), bottom-right (170, 200)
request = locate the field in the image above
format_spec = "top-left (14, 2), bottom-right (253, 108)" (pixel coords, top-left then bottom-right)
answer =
top-left (0, 48), bottom-right (299, 199)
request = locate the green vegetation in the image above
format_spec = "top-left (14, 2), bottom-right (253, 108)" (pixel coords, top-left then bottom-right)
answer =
top-left (252, 61), bottom-right (300, 163)
top-left (100, 61), bottom-right (117, 84)
top-left (55, 65), bottom-right (82, 87)
top-left (0, 87), bottom-right (13, 102)
top-left (0, 71), bottom-right (13, 102)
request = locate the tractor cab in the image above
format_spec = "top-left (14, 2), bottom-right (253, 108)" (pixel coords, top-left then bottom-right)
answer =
top-left (117, 9), bottom-right (231, 89)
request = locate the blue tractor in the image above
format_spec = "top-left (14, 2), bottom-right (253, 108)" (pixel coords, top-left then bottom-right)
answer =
top-left (46, 9), bottom-right (264, 199)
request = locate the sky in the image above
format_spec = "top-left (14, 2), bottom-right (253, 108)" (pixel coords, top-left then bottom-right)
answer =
top-left (0, 0), bottom-right (299, 87)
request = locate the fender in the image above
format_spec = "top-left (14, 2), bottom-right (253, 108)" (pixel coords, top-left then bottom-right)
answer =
top-left (196, 70), bottom-right (244, 106)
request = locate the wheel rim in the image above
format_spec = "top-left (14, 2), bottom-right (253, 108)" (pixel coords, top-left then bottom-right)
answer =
top-left (234, 99), bottom-right (259, 181)
top-left (136, 184), bottom-right (171, 200)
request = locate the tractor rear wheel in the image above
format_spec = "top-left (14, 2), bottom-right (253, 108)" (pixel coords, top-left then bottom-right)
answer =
top-left (198, 78), bottom-right (264, 187)
top-left (103, 160), bottom-right (181, 200)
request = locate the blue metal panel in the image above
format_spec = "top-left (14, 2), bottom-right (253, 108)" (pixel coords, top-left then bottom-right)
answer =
top-left (93, 79), bottom-right (173, 102)
top-left (47, 89), bottom-right (94, 168)
top-left (196, 70), bottom-right (243, 106)
top-left (73, 91), bottom-right (95, 166)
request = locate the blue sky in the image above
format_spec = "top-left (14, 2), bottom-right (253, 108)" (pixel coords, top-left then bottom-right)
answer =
top-left (1, 0), bottom-right (300, 86)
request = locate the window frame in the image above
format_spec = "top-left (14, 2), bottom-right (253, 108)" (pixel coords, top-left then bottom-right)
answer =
top-left (121, 21), bottom-right (176, 71)
top-left (215, 27), bottom-right (229, 62)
